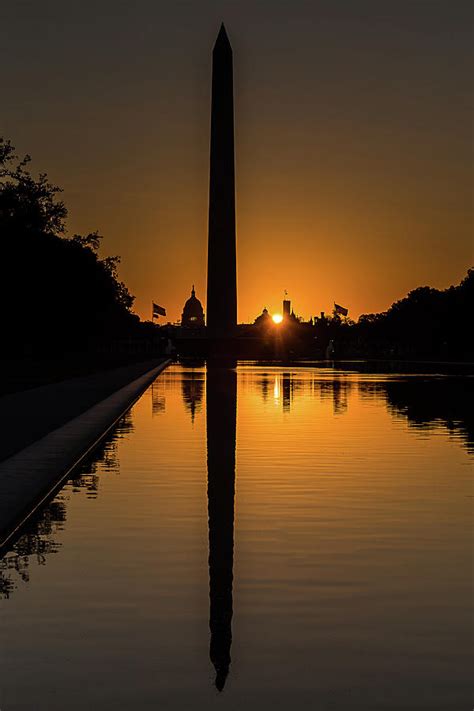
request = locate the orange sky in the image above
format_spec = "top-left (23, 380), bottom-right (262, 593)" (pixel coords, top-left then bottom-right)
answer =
top-left (3, 1), bottom-right (472, 322)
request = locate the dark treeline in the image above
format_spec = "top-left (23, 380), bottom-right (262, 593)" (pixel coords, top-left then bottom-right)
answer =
top-left (230, 269), bottom-right (473, 361)
top-left (327, 269), bottom-right (474, 361)
top-left (339, 271), bottom-right (473, 360)
top-left (0, 138), bottom-right (154, 359)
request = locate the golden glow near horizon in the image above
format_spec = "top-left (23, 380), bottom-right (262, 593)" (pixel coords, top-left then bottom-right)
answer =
top-left (272, 313), bottom-right (283, 324)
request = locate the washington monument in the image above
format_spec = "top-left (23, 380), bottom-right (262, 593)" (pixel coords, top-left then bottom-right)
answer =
top-left (206, 24), bottom-right (237, 336)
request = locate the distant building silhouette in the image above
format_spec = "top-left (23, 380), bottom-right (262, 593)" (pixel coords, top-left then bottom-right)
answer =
top-left (254, 307), bottom-right (272, 327)
top-left (206, 24), bottom-right (237, 337)
top-left (181, 285), bottom-right (205, 327)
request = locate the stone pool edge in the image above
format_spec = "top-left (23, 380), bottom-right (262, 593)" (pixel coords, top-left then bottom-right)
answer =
top-left (0, 359), bottom-right (171, 553)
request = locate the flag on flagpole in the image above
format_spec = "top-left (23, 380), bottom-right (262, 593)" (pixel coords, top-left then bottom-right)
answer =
top-left (152, 302), bottom-right (166, 318)
top-left (334, 303), bottom-right (348, 317)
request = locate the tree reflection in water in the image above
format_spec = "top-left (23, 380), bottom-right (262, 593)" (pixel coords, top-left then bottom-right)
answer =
top-left (384, 378), bottom-right (473, 453)
top-left (0, 413), bottom-right (133, 599)
top-left (259, 370), bottom-right (472, 452)
top-left (358, 377), bottom-right (473, 453)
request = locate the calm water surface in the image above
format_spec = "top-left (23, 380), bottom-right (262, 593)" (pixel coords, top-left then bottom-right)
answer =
top-left (1, 364), bottom-right (472, 710)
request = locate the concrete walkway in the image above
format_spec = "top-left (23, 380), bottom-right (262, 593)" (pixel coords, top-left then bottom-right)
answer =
top-left (0, 359), bottom-right (169, 463)
top-left (0, 359), bottom-right (170, 550)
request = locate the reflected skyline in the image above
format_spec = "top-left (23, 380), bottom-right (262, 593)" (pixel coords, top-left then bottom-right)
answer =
top-left (2, 368), bottom-right (472, 602)
top-left (257, 368), bottom-right (473, 450)
top-left (282, 372), bottom-right (291, 412)
top-left (151, 381), bottom-right (166, 417)
top-left (182, 370), bottom-right (205, 424)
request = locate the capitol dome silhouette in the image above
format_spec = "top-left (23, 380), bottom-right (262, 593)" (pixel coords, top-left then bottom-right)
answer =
top-left (181, 285), bottom-right (205, 327)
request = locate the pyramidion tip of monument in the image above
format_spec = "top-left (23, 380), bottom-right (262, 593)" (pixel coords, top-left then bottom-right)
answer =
top-left (214, 22), bottom-right (232, 50)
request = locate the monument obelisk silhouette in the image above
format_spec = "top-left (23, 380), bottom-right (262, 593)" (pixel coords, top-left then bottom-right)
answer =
top-left (206, 24), bottom-right (237, 337)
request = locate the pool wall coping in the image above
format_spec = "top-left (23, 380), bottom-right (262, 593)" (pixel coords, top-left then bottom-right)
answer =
top-left (0, 359), bottom-right (171, 552)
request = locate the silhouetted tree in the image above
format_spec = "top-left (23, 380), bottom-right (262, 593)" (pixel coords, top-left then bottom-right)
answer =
top-left (0, 138), bottom-right (137, 356)
top-left (353, 270), bottom-right (473, 359)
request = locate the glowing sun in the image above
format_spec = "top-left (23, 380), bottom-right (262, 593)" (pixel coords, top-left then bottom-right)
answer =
top-left (272, 313), bottom-right (283, 324)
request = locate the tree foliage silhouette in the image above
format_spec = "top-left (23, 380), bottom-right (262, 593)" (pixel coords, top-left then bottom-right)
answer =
top-left (0, 138), bottom-right (137, 355)
top-left (353, 270), bottom-right (473, 358)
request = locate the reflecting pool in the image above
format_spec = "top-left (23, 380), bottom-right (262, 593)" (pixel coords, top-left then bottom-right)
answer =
top-left (1, 364), bottom-right (472, 710)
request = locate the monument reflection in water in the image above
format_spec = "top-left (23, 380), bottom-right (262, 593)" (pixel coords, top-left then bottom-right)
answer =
top-left (206, 364), bottom-right (236, 690)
